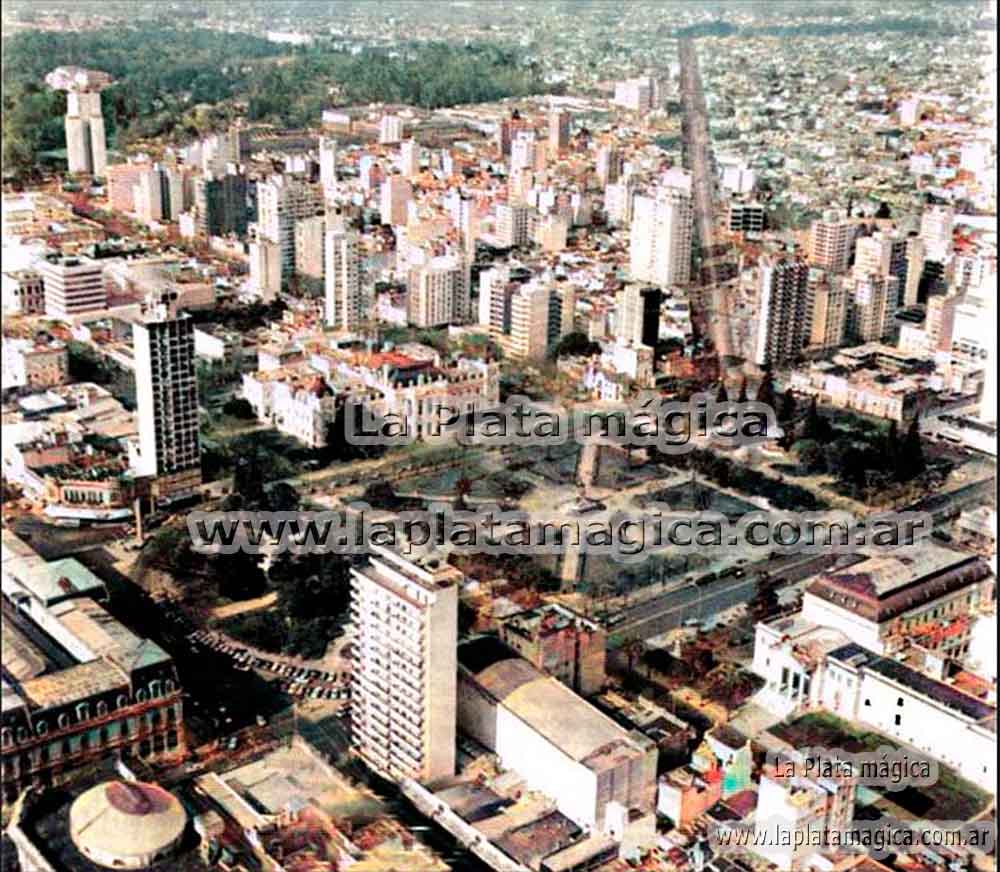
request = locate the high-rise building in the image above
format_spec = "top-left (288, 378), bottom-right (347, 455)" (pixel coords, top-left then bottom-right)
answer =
top-left (920, 204), bottom-right (955, 263)
top-left (629, 187), bottom-right (693, 287)
top-left (349, 545), bottom-right (461, 783)
top-left (903, 236), bottom-right (926, 307)
top-left (548, 281), bottom-right (577, 349)
top-left (728, 201), bottom-right (766, 236)
top-left (614, 76), bottom-right (655, 112)
top-left (134, 167), bottom-right (164, 225)
top-left (495, 202), bottom-right (533, 248)
top-left (925, 291), bottom-right (961, 352)
top-left (406, 255), bottom-right (470, 327)
top-left (294, 215), bottom-right (326, 288)
top-left (192, 171), bottom-right (248, 238)
top-left (379, 114), bottom-right (405, 145)
top-left (494, 117), bottom-right (512, 156)
top-left (256, 174), bottom-right (324, 274)
top-left (511, 132), bottom-right (539, 175)
top-left (399, 139), bottom-right (420, 179)
top-left (753, 257), bottom-right (812, 367)
top-left (249, 238), bottom-right (282, 302)
top-left (380, 174), bottom-right (413, 227)
top-left (504, 280), bottom-right (552, 360)
top-left (596, 144), bottom-right (623, 186)
top-left (549, 108), bottom-right (570, 154)
top-left (46, 67), bottom-right (111, 177)
top-left (808, 211), bottom-right (855, 274)
top-left (130, 296), bottom-right (201, 498)
top-left (808, 269), bottom-right (848, 353)
top-left (324, 230), bottom-right (363, 331)
top-left (617, 284), bottom-right (662, 348)
top-left (37, 254), bottom-right (107, 319)
top-left (319, 137), bottom-right (337, 190)
top-left (605, 177), bottom-right (638, 226)
top-left (847, 273), bottom-right (900, 343)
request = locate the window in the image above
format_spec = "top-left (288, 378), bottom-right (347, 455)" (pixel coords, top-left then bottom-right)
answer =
top-left (897, 697), bottom-right (904, 706)
top-left (894, 714), bottom-right (901, 726)
top-left (864, 698), bottom-right (871, 706)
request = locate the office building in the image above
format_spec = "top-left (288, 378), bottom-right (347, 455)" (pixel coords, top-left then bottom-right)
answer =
top-left (349, 546), bottom-right (461, 783)
top-left (753, 257), bottom-right (812, 367)
top-left (37, 254), bottom-right (107, 319)
top-left (808, 211), bottom-right (855, 274)
top-left (324, 229), bottom-right (363, 331)
top-left (130, 296), bottom-right (201, 497)
top-left (629, 187), bottom-right (693, 287)
top-left (45, 67), bottom-right (111, 177)
top-left (406, 254), bottom-right (470, 327)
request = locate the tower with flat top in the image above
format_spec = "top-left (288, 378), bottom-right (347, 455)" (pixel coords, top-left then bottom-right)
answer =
top-left (45, 66), bottom-right (113, 177)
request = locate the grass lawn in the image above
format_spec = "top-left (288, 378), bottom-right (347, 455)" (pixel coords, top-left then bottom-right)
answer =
top-left (770, 712), bottom-right (991, 821)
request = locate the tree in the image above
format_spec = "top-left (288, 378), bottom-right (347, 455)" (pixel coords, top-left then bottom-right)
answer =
top-left (232, 442), bottom-right (266, 507)
top-left (795, 439), bottom-right (827, 474)
top-left (778, 388), bottom-right (796, 424)
top-left (552, 331), bottom-right (601, 359)
top-left (900, 417), bottom-right (926, 478)
top-left (802, 396), bottom-right (832, 443)
top-left (222, 397), bottom-right (256, 419)
top-left (716, 382), bottom-right (729, 403)
top-left (757, 370), bottom-right (777, 411)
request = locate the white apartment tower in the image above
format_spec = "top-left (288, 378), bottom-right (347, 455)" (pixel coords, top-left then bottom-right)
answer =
top-left (629, 187), bottom-right (694, 287)
top-left (406, 255), bottom-right (470, 327)
top-left (37, 254), bottom-right (107, 319)
top-left (808, 211), bottom-right (855, 274)
top-left (379, 114), bottom-right (405, 144)
top-left (920, 204), bottom-right (955, 263)
top-left (753, 257), bottom-right (812, 367)
top-left (249, 238), bottom-right (282, 302)
top-left (399, 139), bottom-right (420, 179)
top-left (324, 230), bottom-right (363, 331)
top-left (256, 174), bottom-right (324, 274)
top-left (131, 297), bottom-right (201, 496)
top-left (319, 137), bottom-right (338, 190)
top-left (350, 546), bottom-right (460, 783)
top-left (495, 202), bottom-right (533, 248)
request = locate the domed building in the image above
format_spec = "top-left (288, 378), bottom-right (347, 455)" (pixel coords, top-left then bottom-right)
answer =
top-left (69, 780), bottom-right (187, 869)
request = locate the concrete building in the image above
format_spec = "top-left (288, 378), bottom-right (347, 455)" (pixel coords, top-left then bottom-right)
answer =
top-left (752, 751), bottom-right (856, 870)
top-left (457, 637), bottom-right (657, 840)
top-left (319, 136), bottom-right (337, 190)
top-left (324, 229), bottom-right (363, 331)
top-left (379, 114), bottom-right (405, 144)
top-left (808, 269), bottom-right (847, 353)
top-left (753, 257), bottom-right (812, 367)
top-left (191, 171), bottom-right (248, 238)
top-left (399, 139), bottom-right (420, 179)
top-left (294, 215), bottom-right (326, 291)
top-left (1, 337), bottom-right (68, 390)
top-left (1, 532), bottom-right (183, 805)
top-left (728, 201), bottom-right (765, 236)
top-left (495, 202), bottom-right (533, 248)
top-left (847, 272), bottom-right (899, 343)
top-left (249, 238), bottom-right (282, 302)
top-left (549, 108), bottom-right (571, 154)
top-left (498, 605), bottom-right (606, 696)
top-left (920, 204), bottom-right (955, 263)
top-left (808, 211), bottom-right (855, 274)
top-left (129, 296), bottom-right (201, 499)
top-left (614, 77), bottom-right (656, 112)
top-left (616, 284), bottom-right (662, 349)
top-left (605, 177), bottom-right (638, 227)
top-left (596, 144), bottom-right (623, 186)
top-left (406, 254), bottom-right (471, 327)
top-left (380, 174), bottom-right (413, 227)
top-left (349, 546), bottom-right (461, 783)
top-left (629, 187), bottom-right (693, 287)
top-left (37, 254), bottom-right (107, 319)
top-left (1, 269), bottom-right (46, 316)
top-left (45, 67), bottom-right (111, 176)
top-left (502, 280), bottom-right (552, 361)
top-left (257, 174), bottom-right (324, 274)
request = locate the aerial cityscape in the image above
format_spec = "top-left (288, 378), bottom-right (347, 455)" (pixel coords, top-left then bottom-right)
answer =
top-left (0, 1), bottom-right (997, 871)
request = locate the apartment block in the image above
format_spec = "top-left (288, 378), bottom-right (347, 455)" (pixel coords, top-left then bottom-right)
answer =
top-left (349, 546), bottom-right (461, 784)
top-left (808, 211), bottom-right (855, 274)
top-left (629, 187), bottom-right (693, 287)
top-left (753, 257), bottom-right (812, 367)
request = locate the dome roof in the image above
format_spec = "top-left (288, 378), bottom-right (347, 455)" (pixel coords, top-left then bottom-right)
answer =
top-left (70, 781), bottom-right (186, 862)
